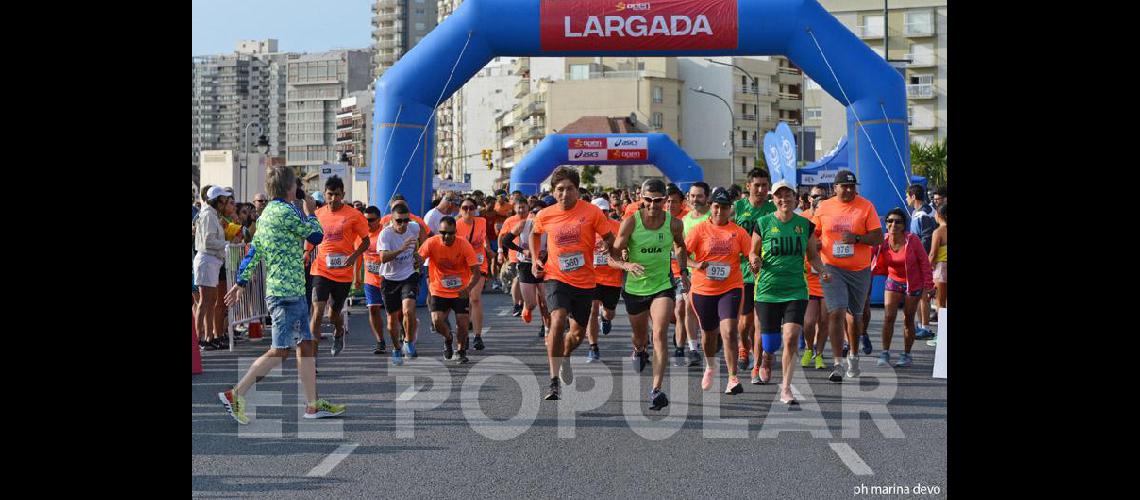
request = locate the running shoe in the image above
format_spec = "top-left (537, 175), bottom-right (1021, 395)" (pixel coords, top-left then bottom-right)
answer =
top-left (649, 389), bottom-right (669, 411)
top-left (895, 352), bottom-right (912, 368)
top-left (877, 351), bottom-right (891, 367)
top-left (303, 399), bottom-right (346, 419)
top-left (860, 334), bottom-right (872, 355)
top-left (915, 327), bottom-right (935, 340)
top-left (631, 350), bottom-right (650, 373)
top-left (751, 366), bottom-right (762, 385)
top-left (332, 333), bottom-right (345, 356)
top-left (203, 340), bottom-right (219, 351)
top-left (672, 347), bottom-right (685, 367)
top-left (779, 388), bottom-right (798, 405)
top-left (456, 349), bottom-right (469, 364)
top-left (846, 355), bottom-right (861, 378)
top-left (391, 349), bottom-right (404, 366)
top-left (443, 341), bottom-right (454, 360)
top-left (522, 307), bottom-right (533, 324)
top-left (801, 349), bottom-right (813, 368)
top-left (374, 340), bottom-right (386, 355)
top-left (586, 347), bottom-right (600, 363)
top-left (217, 389), bottom-right (249, 425)
top-left (559, 357), bottom-right (574, 385)
top-left (725, 376), bottom-right (743, 395)
top-left (829, 363), bottom-right (844, 383)
top-left (737, 349), bottom-right (750, 371)
top-left (814, 353), bottom-right (826, 370)
top-left (701, 368), bottom-right (715, 391)
top-left (759, 364), bottom-right (772, 384)
top-left (926, 335), bottom-right (938, 347)
top-left (473, 336), bottom-right (485, 351)
top-left (405, 341), bottom-right (418, 358)
top-left (511, 303), bottom-right (523, 317)
top-left (601, 317), bottom-right (612, 335)
top-left (686, 350), bottom-right (702, 367)
top-left (544, 379), bottom-right (560, 400)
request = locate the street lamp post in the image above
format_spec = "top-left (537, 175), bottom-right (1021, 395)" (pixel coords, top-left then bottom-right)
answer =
top-left (690, 86), bottom-right (735, 186)
top-left (241, 122), bottom-right (268, 201)
top-left (706, 58), bottom-right (761, 174)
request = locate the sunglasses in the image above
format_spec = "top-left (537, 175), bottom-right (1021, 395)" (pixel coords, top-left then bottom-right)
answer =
top-left (461, 205), bottom-right (476, 211)
top-left (886, 219), bottom-right (906, 224)
top-left (810, 195), bottom-right (823, 199)
top-left (254, 199), bottom-right (268, 204)
top-left (366, 218), bottom-right (381, 224)
top-left (439, 230), bottom-right (456, 236)
top-left (643, 196), bottom-right (666, 204)
top-left (395, 218), bottom-right (410, 224)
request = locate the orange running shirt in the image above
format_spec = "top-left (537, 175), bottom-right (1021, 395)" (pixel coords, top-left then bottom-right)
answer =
top-left (594, 218), bottom-right (624, 287)
top-left (380, 212), bottom-right (430, 240)
top-left (811, 195), bottom-right (881, 271)
top-left (500, 215), bottom-right (525, 263)
top-left (532, 199), bottom-right (613, 289)
top-left (362, 226), bottom-right (384, 288)
top-left (455, 216), bottom-right (488, 274)
top-left (622, 201), bottom-right (642, 220)
top-left (312, 205), bottom-right (371, 283)
top-left (417, 235), bottom-right (478, 298)
top-left (684, 219), bottom-right (751, 296)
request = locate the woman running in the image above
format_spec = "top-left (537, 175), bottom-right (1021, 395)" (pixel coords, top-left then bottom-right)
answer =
top-left (456, 197), bottom-right (490, 351)
top-left (685, 187), bottom-right (752, 395)
top-left (501, 198), bottom-right (551, 337)
top-left (871, 207), bottom-right (935, 367)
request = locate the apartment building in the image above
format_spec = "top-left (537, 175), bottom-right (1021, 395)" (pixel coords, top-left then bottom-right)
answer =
top-left (372, 0), bottom-right (437, 79)
top-left (285, 49), bottom-right (373, 175)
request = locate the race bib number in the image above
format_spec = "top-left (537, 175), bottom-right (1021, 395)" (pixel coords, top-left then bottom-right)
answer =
top-left (706, 262), bottom-right (730, 281)
top-left (476, 253), bottom-right (485, 265)
top-left (594, 252), bottom-right (609, 266)
top-left (366, 261), bottom-right (381, 274)
top-left (832, 243), bottom-right (854, 259)
top-left (442, 276), bottom-right (463, 289)
top-left (559, 252), bottom-right (585, 272)
top-left (326, 253), bottom-right (348, 268)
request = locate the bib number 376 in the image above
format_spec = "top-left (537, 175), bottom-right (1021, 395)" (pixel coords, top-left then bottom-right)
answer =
top-left (832, 243), bottom-right (854, 259)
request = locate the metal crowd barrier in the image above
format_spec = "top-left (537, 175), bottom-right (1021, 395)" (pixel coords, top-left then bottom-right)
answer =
top-left (225, 242), bottom-right (269, 351)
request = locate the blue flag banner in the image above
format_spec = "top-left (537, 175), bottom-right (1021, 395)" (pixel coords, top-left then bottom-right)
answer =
top-left (775, 122), bottom-right (798, 188)
top-left (763, 132), bottom-right (785, 184)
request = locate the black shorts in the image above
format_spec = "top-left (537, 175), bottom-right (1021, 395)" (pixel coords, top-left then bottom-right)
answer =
top-left (622, 287), bottom-right (675, 316)
top-left (546, 280), bottom-right (594, 326)
top-left (755, 300), bottom-right (809, 332)
top-left (691, 288), bottom-right (742, 332)
top-left (313, 275), bottom-right (351, 312)
top-left (518, 262), bottom-right (544, 284)
top-left (381, 273), bottom-right (420, 313)
top-left (429, 295), bottom-right (470, 315)
top-left (593, 284), bottom-right (621, 311)
top-left (742, 282), bottom-right (755, 312)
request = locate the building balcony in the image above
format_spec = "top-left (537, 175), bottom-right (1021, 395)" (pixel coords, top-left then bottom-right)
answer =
top-left (515, 78), bottom-right (530, 98)
top-left (740, 114), bottom-right (757, 122)
top-left (777, 71), bottom-right (801, 86)
top-left (520, 125), bottom-right (544, 142)
top-left (502, 137), bottom-right (516, 150)
top-left (376, 39), bottom-right (399, 50)
top-left (740, 140), bottom-right (758, 149)
top-left (856, 25), bottom-right (885, 39)
top-left (522, 100), bottom-right (545, 118)
top-left (514, 57), bottom-right (529, 74)
top-left (907, 84), bottom-right (935, 99)
top-left (903, 54), bottom-right (937, 68)
top-left (376, 10), bottom-right (400, 23)
top-left (777, 97), bottom-right (801, 111)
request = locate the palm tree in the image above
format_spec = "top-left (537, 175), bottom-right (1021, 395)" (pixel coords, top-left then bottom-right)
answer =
top-left (910, 137), bottom-right (947, 190)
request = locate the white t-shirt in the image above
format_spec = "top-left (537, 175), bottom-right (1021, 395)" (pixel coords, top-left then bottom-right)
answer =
top-left (378, 222), bottom-right (421, 281)
top-left (516, 219), bottom-right (547, 264)
top-left (423, 206), bottom-right (456, 235)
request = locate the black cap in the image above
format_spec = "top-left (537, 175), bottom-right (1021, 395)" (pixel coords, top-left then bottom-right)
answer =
top-left (835, 169), bottom-right (858, 185)
top-left (710, 187), bottom-right (733, 205)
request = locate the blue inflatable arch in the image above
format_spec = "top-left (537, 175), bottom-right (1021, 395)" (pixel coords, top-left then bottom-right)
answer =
top-left (509, 133), bottom-right (703, 194)
top-left (371, 0), bottom-right (910, 218)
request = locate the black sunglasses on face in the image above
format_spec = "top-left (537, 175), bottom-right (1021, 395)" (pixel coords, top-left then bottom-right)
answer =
top-left (461, 205), bottom-right (475, 211)
top-left (366, 218), bottom-right (381, 223)
top-left (439, 230), bottom-right (456, 235)
top-left (886, 219), bottom-right (906, 224)
top-left (810, 195), bottom-right (822, 199)
top-left (395, 218), bottom-right (410, 224)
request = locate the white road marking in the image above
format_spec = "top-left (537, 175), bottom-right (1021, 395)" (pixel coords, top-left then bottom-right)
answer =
top-left (396, 384), bottom-right (419, 401)
top-left (829, 443), bottom-right (874, 476)
top-left (305, 443), bottom-right (359, 477)
top-left (497, 307), bottom-right (512, 316)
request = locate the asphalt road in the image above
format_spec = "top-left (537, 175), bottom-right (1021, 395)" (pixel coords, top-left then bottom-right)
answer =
top-left (193, 289), bottom-right (947, 498)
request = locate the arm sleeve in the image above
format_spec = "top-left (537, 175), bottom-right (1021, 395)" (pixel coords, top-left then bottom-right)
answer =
top-left (235, 244), bottom-right (260, 286)
top-left (864, 202), bottom-right (882, 232)
top-left (418, 238), bottom-right (433, 259)
top-left (811, 212), bottom-right (823, 238)
top-left (531, 213), bottom-right (545, 235)
top-left (592, 207), bottom-right (610, 237)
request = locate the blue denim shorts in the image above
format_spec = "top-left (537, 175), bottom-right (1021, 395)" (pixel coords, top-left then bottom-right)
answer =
top-left (266, 295), bottom-right (313, 349)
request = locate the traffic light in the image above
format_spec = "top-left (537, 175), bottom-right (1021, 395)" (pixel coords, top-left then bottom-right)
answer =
top-left (482, 149), bottom-right (493, 169)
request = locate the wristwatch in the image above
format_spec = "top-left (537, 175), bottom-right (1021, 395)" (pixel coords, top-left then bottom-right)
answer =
top-left (854, 235), bottom-right (862, 244)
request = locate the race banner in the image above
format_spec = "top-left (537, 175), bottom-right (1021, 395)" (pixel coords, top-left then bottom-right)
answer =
top-left (541, 0), bottom-right (738, 52)
top-left (568, 136), bottom-right (649, 162)
top-left (607, 136), bottom-right (648, 160)
top-left (775, 122), bottom-right (798, 188)
top-left (568, 136), bottom-right (607, 162)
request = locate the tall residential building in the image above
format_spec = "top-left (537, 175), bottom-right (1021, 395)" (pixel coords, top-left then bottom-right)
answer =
top-left (806, 0), bottom-right (947, 159)
top-left (435, 0), bottom-right (462, 188)
top-left (335, 91), bottom-right (374, 200)
top-left (455, 58), bottom-right (519, 192)
top-left (192, 39), bottom-right (291, 182)
top-left (678, 56), bottom-right (803, 188)
top-left (372, 0), bottom-right (438, 79)
top-left (285, 49), bottom-right (374, 175)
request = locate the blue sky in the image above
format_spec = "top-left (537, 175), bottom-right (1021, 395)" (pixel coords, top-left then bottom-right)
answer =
top-left (192, 0), bottom-right (375, 56)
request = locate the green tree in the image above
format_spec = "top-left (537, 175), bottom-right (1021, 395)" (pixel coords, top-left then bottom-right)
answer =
top-left (910, 137), bottom-right (947, 190)
top-left (581, 165), bottom-right (601, 188)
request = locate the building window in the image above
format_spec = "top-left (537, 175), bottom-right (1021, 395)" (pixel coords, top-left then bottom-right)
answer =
top-left (904, 10), bottom-right (934, 35)
top-left (652, 86), bottom-right (663, 103)
top-left (910, 42), bottom-right (935, 66)
top-left (806, 107), bottom-right (822, 120)
top-left (910, 74), bottom-right (933, 86)
top-left (862, 15), bottom-right (884, 37)
top-left (415, 8), bottom-right (425, 15)
top-left (415, 22), bottom-right (425, 31)
top-left (652, 112), bottom-right (663, 129)
top-left (569, 64), bottom-right (589, 80)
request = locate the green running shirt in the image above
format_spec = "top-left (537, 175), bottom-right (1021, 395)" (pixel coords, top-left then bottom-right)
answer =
top-left (624, 211), bottom-right (674, 296)
top-left (754, 213), bottom-right (814, 303)
top-left (733, 198), bottom-right (776, 284)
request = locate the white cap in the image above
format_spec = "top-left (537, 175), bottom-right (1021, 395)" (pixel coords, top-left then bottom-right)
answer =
top-left (770, 180), bottom-right (795, 196)
top-left (207, 186), bottom-right (232, 201)
top-left (591, 197), bottom-right (612, 211)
